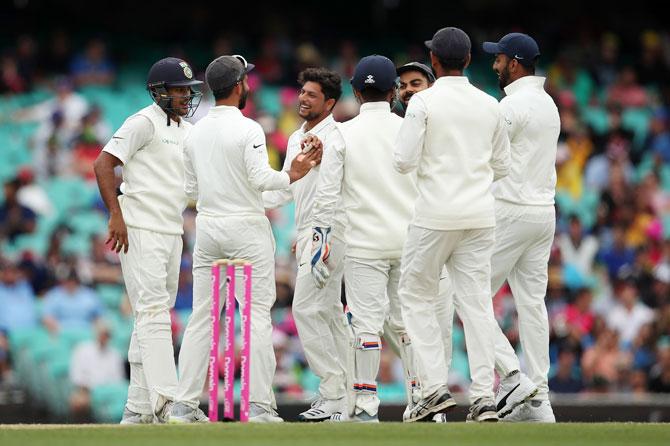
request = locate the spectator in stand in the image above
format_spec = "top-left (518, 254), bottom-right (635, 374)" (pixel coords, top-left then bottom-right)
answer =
top-left (0, 178), bottom-right (37, 243)
top-left (581, 328), bottom-right (631, 388)
top-left (0, 54), bottom-right (28, 94)
top-left (13, 76), bottom-right (89, 142)
top-left (560, 287), bottom-right (596, 343)
top-left (69, 321), bottom-right (125, 417)
top-left (41, 266), bottom-right (104, 333)
top-left (559, 215), bottom-right (599, 278)
top-left (648, 337), bottom-right (670, 392)
top-left (549, 347), bottom-right (584, 393)
top-left (606, 279), bottom-right (655, 346)
top-left (645, 108), bottom-right (670, 164)
top-left (0, 258), bottom-right (38, 333)
top-left (607, 66), bottom-right (649, 108)
top-left (598, 224), bottom-right (636, 280)
top-left (70, 38), bottom-right (115, 86)
top-left (14, 35), bottom-right (37, 90)
top-left (44, 29), bottom-right (72, 75)
top-left (589, 33), bottom-right (620, 89)
top-left (636, 31), bottom-right (670, 88)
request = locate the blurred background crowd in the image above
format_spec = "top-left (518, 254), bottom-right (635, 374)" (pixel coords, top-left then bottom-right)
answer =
top-left (0, 0), bottom-right (668, 422)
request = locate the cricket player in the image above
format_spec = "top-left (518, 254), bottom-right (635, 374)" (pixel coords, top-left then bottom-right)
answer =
top-left (169, 55), bottom-right (321, 423)
top-left (394, 27), bottom-right (511, 422)
top-left (482, 33), bottom-right (560, 423)
top-left (262, 68), bottom-right (350, 422)
top-left (387, 60), bottom-right (455, 423)
top-left (93, 57), bottom-right (203, 423)
top-left (311, 55), bottom-right (419, 423)
top-left (393, 62), bottom-right (435, 117)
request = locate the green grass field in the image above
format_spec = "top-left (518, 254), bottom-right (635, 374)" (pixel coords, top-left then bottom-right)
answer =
top-left (1, 423), bottom-right (669, 446)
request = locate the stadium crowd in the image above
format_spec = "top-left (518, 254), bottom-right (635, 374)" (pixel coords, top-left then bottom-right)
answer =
top-left (1, 27), bottom-right (670, 420)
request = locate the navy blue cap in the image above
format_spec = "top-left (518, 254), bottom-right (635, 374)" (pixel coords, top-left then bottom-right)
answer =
top-left (147, 57), bottom-right (203, 89)
top-left (482, 33), bottom-right (540, 67)
top-left (351, 55), bottom-right (397, 92)
top-left (425, 27), bottom-right (471, 61)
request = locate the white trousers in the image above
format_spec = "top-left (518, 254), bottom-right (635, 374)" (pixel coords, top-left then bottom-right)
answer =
top-left (120, 227), bottom-right (182, 415)
top-left (399, 225), bottom-right (497, 403)
top-left (292, 232), bottom-right (348, 400)
top-left (490, 202), bottom-right (555, 400)
top-left (344, 256), bottom-right (409, 416)
top-left (383, 270), bottom-right (454, 384)
top-left (177, 215), bottom-right (278, 411)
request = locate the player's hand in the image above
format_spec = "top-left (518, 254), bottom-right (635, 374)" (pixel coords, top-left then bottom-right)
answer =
top-left (300, 134), bottom-right (323, 154)
top-left (288, 144), bottom-right (322, 183)
top-left (106, 212), bottom-right (129, 254)
top-left (310, 226), bottom-right (331, 288)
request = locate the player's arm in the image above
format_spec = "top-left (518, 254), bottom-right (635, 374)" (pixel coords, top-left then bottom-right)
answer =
top-left (490, 107), bottom-right (511, 181)
top-left (393, 94), bottom-right (427, 174)
top-left (93, 115), bottom-right (153, 253)
top-left (262, 142), bottom-right (295, 209)
top-left (244, 124), bottom-right (321, 191)
top-left (310, 134), bottom-right (345, 288)
top-left (183, 136), bottom-right (199, 201)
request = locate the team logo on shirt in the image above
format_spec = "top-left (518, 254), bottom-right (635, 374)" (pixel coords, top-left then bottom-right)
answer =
top-left (364, 75), bottom-right (375, 84)
top-left (161, 138), bottom-right (179, 146)
top-left (504, 117), bottom-right (512, 126)
top-left (179, 61), bottom-right (193, 79)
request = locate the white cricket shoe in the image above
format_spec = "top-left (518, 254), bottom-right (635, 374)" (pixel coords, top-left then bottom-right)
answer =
top-left (496, 371), bottom-right (538, 419)
top-left (502, 399), bottom-right (556, 423)
top-left (168, 401), bottom-right (209, 424)
top-left (298, 397), bottom-right (344, 422)
top-left (249, 404), bottom-right (284, 423)
top-left (329, 411), bottom-right (379, 423)
top-left (120, 406), bottom-right (154, 424)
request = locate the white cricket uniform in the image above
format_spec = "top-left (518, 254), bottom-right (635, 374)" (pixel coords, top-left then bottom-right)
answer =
top-left (262, 115), bottom-right (350, 401)
top-left (102, 103), bottom-right (190, 416)
top-left (312, 102), bottom-right (419, 417)
top-left (489, 76), bottom-right (560, 401)
top-left (394, 76), bottom-right (510, 403)
top-left (177, 105), bottom-right (290, 413)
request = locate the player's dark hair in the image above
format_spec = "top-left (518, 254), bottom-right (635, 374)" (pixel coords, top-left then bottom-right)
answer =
top-left (359, 88), bottom-right (392, 102)
top-left (212, 84), bottom-right (236, 101)
top-left (437, 57), bottom-right (467, 71)
top-left (298, 68), bottom-right (342, 104)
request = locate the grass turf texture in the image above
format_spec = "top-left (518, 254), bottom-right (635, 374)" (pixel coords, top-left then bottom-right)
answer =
top-left (1, 423), bottom-right (669, 446)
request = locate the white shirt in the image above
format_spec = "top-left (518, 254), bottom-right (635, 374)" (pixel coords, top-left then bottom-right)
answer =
top-left (493, 76), bottom-right (560, 206)
top-left (263, 114), bottom-right (347, 239)
top-left (69, 341), bottom-right (125, 389)
top-left (558, 233), bottom-right (599, 277)
top-left (394, 76), bottom-right (510, 231)
top-left (102, 104), bottom-right (191, 235)
top-left (607, 302), bottom-right (655, 345)
top-left (312, 102), bottom-right (418, 259)
top-left (184, 105), bottom-right (290, 218)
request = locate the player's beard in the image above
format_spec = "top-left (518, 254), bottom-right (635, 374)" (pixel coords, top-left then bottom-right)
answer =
top-left (301, 109), bottom-right (322, 122)
top-left (401, 91), bottom-right (414, 107)
top-left (498, 62), bottom-right (512, 90)
top-left (239, 84), bottom-right (249, 109)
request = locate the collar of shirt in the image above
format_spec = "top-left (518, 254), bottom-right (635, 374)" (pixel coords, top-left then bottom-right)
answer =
top-left (151, 103), bottom-right (182, 127)
top-left (207, 105), bottom-right (242, 117)
top-left (433, 76), bottom-right (470, 86)
top-left (359, 101), bottom-right (391, 113)
top-left (301, 113), bottom-right (335, 136)
top-left (504, 75), bottom-right (546, 96)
